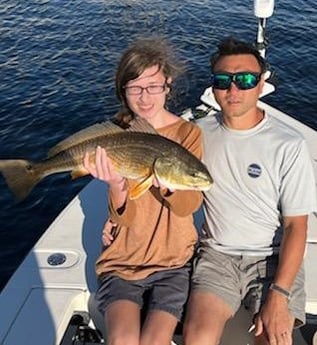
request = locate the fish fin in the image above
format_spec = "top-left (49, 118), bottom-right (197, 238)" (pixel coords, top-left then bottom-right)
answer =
top-left (71, 167), bottom-right (90, 179)
top-left (128, 175), bottom-right (153, 199)
top-left (0, 159), bottom-right (42, 201)
top-left (126, 116), bottom-right (158, 134)
top-left (48, 121), bottom-right (124, 158)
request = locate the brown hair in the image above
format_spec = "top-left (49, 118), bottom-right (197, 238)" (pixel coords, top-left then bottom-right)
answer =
top-left (113, 37), bottom-right (183, 126)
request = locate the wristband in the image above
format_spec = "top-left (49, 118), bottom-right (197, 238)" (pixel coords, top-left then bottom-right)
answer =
top-left (269, 283), bottom-right (291, 300)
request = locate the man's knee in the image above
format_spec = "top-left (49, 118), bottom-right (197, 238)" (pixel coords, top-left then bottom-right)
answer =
top-left (183, 291), bottom-right (232, 345)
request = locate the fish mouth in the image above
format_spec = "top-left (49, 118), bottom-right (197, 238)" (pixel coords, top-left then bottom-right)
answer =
top-left (200, 184), bottom-right (213, 191)
top-left (191, 183), bottom-right (213, 191)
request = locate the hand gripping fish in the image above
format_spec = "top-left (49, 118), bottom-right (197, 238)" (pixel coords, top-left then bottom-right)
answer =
top-left (0, 117), bottom-right (213, 201)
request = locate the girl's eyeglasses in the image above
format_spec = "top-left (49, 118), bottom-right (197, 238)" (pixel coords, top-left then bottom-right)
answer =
top-left (211, 72), bottom-right (261, 90)
top-left (124, 84), bottom-right (167, 95)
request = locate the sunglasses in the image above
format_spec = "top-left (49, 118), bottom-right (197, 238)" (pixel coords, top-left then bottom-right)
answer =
top-left (211, 72), bottom-right (261, 90)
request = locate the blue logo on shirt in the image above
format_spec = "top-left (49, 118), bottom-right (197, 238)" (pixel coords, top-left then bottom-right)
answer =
top-left (248, 163), bottom-right (262, 178)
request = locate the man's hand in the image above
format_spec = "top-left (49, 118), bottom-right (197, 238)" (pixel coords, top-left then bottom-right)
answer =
top-left (102, 218), bottom-right (117, 246)
top-left (254, 293), bottom-right (293, 344)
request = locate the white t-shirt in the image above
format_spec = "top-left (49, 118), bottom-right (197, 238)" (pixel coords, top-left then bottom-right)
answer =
top-left (197, 112), bottom-right (317, 256)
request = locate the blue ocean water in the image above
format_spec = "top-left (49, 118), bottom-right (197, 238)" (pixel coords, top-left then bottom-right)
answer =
top-left (0, 0), bottom-right (316, 291)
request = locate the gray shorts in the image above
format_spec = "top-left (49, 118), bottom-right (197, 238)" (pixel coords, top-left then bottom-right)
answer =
top-left (95, 264), bottom-right (191, 321)
top-left (191, 245), bottom-right (306, 327)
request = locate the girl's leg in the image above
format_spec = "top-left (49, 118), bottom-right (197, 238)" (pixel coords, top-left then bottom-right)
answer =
top-left (140, 309), bottom-right (178, 345)
top-left (105, 300), bottom-right (141, 345)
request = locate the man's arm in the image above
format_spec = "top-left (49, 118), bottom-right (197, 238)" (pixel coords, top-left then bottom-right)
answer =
top-left (273, 215), bottom-right (307, 290)
top-left (255, 215), bottom-right (308, 343)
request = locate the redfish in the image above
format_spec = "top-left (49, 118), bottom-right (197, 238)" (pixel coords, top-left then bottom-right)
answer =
top-left (0, 117), bottom-right (213, 201)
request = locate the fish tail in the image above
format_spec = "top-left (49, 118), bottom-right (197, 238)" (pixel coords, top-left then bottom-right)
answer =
top-left (0, 159), bottom-right (42, 201)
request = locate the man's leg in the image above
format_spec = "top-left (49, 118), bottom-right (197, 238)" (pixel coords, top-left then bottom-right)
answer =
top-left (183, 290), bottom-right (233, 345)
top-left (183, 246), bottom-right (242, 345)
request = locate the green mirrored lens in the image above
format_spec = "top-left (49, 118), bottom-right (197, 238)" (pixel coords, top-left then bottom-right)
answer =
top-left (235, 73), bottom-right (258, 89)
top-left (213, 74), bottom-right (232, 89)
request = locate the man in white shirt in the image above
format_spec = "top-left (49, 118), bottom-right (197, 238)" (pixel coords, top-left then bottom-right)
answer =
top-left (183, 37), bottom-right (317, 345)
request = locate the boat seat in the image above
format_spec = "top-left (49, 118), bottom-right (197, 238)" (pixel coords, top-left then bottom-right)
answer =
top-left (0, 287), bottom-right (88, 345)
top-left (88, 293), bottom-right (106, 340)
top-left (304, 242), bottom-right (317, 315)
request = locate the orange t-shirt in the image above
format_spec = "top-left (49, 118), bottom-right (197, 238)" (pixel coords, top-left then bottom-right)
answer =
top-left (96, 118), bottom-right (203, 280)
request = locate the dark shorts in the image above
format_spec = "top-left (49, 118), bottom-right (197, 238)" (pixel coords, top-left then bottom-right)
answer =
top-left (191, 246), bottom-right (306, 327)
top-left (95, 264), bottom-right (191, 321)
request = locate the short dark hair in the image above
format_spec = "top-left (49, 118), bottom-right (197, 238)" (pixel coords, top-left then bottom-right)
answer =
top-left (210, 37), bottom-right (267, 74)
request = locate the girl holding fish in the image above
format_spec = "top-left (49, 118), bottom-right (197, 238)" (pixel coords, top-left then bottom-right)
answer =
top-left (84, 37), bottom-right (205, 345)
